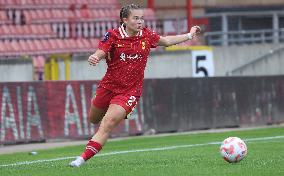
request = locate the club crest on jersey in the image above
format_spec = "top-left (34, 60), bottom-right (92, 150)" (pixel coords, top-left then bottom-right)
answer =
top-left (101, 32), bottom-right (110, 42)
top-left (141, 41), bottom-right (146, 50)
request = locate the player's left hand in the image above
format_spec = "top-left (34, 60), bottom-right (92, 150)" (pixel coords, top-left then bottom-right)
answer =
top-left (190, 25), bottom-right (201, 37)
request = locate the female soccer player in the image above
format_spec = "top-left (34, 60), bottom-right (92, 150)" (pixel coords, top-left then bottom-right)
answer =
top-left (70, 4), bottom-right (201, 167)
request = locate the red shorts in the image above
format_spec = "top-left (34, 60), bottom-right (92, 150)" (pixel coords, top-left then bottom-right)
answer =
top-left (92, 86), bottom-right (140, 114)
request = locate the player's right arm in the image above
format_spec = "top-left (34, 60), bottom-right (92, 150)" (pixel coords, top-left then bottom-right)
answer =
top-left (89, 30), bottom-right (115, 66)
top-left (88, 49), bottom-right (106, 66)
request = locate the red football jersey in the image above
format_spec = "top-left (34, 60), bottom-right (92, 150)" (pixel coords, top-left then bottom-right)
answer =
top-left (97, 25), bottom-right (160, 96)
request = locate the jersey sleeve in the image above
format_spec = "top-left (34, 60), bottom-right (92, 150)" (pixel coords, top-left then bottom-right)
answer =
top-left (148, 29), bottom-right (160, 48)
top-left (98, 30), bottom-right (116, 53)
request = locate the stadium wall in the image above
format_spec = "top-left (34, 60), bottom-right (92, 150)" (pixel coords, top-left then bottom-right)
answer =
top-left (214, 43), bottom-right (284, 76)
top-left (0, 77), bottom-right (284, 145)
top-left (0, 43), bottom-right (284, 82)
top-left (40, 43), bottom-right (284, 80)
top-left (0, 59), bottom-right (33, 82)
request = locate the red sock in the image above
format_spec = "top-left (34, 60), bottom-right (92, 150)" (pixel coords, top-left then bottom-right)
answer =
top-left (81, 140), bottom-right (102, 161)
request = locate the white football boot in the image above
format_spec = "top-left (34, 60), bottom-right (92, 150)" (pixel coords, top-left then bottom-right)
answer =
top-left (69, 156), bottom-right (85, 167)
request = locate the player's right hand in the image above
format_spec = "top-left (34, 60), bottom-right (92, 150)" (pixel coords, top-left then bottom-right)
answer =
top-left (88, 54), bottom-right (100, 66)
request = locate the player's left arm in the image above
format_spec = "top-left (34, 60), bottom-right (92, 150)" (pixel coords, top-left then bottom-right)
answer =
top-left (157, 26), bottom-right (201, 47)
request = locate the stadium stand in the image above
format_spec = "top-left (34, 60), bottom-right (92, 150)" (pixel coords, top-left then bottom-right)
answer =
top-left (0, 38), bottom-right (99, 56)
top-left (0, 10), bottom-right (12, 24)
top-left (0, 0), bottom-right (119, 9)
top-left (0, 0), bottom-right (156, 56)
top-left (22, 9), bottom-right (120, 24)
top-left (0, 24), bottom-right (56, 39)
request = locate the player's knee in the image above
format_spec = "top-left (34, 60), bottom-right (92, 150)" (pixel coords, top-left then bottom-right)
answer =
top-left (89, 115), bottom-right (100, 124)
top-left (89, 110), bottom-right (105, 124)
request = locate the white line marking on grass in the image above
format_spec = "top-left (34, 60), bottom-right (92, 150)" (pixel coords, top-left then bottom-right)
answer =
top-left (0, 157), bottom-right (75, 167)
top-left (0, 135), bottom-right (283, 168)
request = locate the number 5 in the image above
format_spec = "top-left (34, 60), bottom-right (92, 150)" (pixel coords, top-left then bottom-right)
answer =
top-left (192, 50), bottom-right (214, 77)
top-left (195, 56), bottom-right (208, 76)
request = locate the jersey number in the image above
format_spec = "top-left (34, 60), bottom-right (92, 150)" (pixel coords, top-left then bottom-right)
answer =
top-left (127, 96), bottom-right (136, 107)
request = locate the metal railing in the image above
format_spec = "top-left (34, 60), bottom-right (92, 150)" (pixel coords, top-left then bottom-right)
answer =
top-left (199, 10), bottom-right (284, 46)
top-left (205, 29), bottom-right (284, 46)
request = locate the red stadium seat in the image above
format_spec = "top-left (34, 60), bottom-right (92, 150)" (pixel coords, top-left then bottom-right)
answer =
top-left (90, 10), bottom-right (99, 19)
top-left (97, 9), bottom-right (105, 19)
top-left (0, 24), bottom-right (56, 40)
top-left (23, 11), bottom-right (32, 24)
top-left (5, 0), bottom-right (16, 6)
top-left (21, 5), bottom-right (121, 24)
top-left (62, 39), bottom-right (71, 50)
top-left (19, 40), bottom-right (30, 53)
top-left (22, 25), bottom-right (30, 35)
top-left (4, 40), bottom-right (14, 55)
top-left (0, 41), bottom-right (6, 53)
top-left (52, 10), bottom-right (64, 21)
top-left (43, 9), bottom-right (52, 19)
top-left (40, 39), bottom-right (51, 53)
top-left (0, 0), bottom-right (120, 10)
top-left (30, 10), bottom-right (38, 22)
top-left (10, 40), bottom-right (21, 53)
top-left (20, 0), bottom-right (33, 6)
top-left (47, 39), bottom-right (58, 51)
top-left (48, 0), bottom-right (55, 5)
top-left (80, 0), bottom-right (88, 5)
top-left (80, 8), bottom-right (91, 19)
top-left (0, 0), bottom-right (122, 55)
top-left (30, 25), bottom-right (39, 35)
top-left (70, 0), bottom-right (77, 4)
top-left (89, 38), bottom-right (99, 48)
top-left (0, 38), bottom-right (100, 56)
top-left (43, 24), bottom-right (56, 37)
top-left (0, 11), bottom-right (11, 24)
top-left (109, 9), bottom-right (119, 19)
top-left (14, 25), bottom-right (23, 35)
top-left (33, 40), bottom-right (45, 53)
top-left (76, 39), bottom-right (85, 50)
top-left (64, 40), bottom-right (73, 52)
top-left (54, 39), bottom-right (66, 52)
top-left (9, 25), bottom-right (17, 37)
top-left (1, 25), bottom-right (9, 35)
top-left (143, 9), bottom-right (156, 20)
top-left (26, 40), bottom-right (35, 52)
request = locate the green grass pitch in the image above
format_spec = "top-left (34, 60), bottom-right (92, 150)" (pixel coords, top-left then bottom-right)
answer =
top-left (0, 127), bottom-right (283, 176)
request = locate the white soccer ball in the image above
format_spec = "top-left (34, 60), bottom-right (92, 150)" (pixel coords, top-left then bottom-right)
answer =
top-left (220, 137), bottom-right (248, 163)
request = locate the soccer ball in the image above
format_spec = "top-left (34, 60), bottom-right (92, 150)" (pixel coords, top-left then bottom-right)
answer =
top-left (220, 137), bottom-right (248, 163)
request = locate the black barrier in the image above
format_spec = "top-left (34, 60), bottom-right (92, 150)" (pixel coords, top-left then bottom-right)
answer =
top-left (142, 76), bottom-right (284, 133)
top-left (1, 76), bottom-right (284, 144)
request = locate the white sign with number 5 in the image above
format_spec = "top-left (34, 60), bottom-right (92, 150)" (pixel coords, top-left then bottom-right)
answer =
top-left (192, 50), bottom-right (214, 77)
